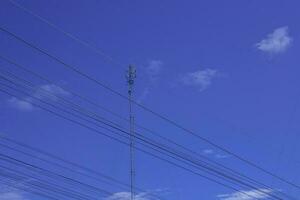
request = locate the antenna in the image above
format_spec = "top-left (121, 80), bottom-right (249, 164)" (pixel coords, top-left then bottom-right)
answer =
top-left (126, 65), bottom-right (136, 200)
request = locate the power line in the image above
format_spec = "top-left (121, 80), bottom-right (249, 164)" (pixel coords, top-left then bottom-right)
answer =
top-left (0, 85), bottom-right (263, 199)
top-left (0, 70), bottom-right (293, 199)
top-left (0, 166), bottom-right (107, 200)
top-left (4, 1), bottom-right (300, 193)
top-left (1, 57), bottom-right (276, 200)
top-left (0, 53), bottom-right (204, 163)
top-left (0, 176), bottom-right (60, 200)
top-left (0, 141), bottom-right (126, 191)
top-left (0, 77), bottom-right (288, 200)
top-left (7, 0), bottom-right (124, 67)
top-left (0, 65), bottom-right (274, 196)
top-left (0, 154), bottom-right (114, 200)
top-left (0, 25), bottom-right (298, 192)
top-left (0, 165), bottom-right (99, 200)
top-left (0, 54), bottom-right (126, 129)
top-left (0, 136), bottom-right (166, 200)
top-left (0, 153), bottom-right (113, 197)
top-left (0, 55), bottom-right (293, 200)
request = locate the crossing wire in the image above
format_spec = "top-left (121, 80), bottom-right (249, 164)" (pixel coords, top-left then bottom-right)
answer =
top-left (7, 0), bottom-right (124, 67)
top-left (0, 165), bottom-right (99, 200)
top-left (0, 163), bottom-right (111, 200)
top-left (0, 176), bottom-right (60, 200)
top-left (0, 68), bottom-right (295, 200)
top-left (0, 25), bottom-right (298, 192)
top-left (0, 153), bottom-right (113, 197)
top-left (0, 77), bottom-right (288, 200)
top-left (0, 85), bottom-right (270, 200)
top-left (0, 56), bottom-right (296, 200)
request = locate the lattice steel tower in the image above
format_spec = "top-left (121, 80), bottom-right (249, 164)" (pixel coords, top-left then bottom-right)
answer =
top-left (126, 65), bottom-right (136, 200)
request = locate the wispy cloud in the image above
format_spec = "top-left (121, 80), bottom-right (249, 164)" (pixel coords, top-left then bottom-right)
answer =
top-left (0, 191), bottom-right (27, 200)
top-left (256, 26), bottom-right (292, 54)
top-left (104, 189), bottom-right (169, 200)
top-left (0, 188), bottom-right (29, 200)
top-left (138, 60), bottom-right (163, 103)
top-left (0, 176), bottom-right (31, 200)
top-left (33, 84), bottom-right (70, 101)
top-left (7, 84), bottom-right (70, 112)
top-left (146, 60), bottom-right (163, 82)
top-left (201, 149), bottom-right (231, 159)
top-left (37, 84), bottom-right (69, 96)
top-left (105, 192), bottom-right (151, 200)
top-left (202, 149), bottom-right (214, 155)
top-left (8, 97), bottom-right (34, 112)
top-left (181, 68), bottom-right (218, 91)
top-left (215, 154), bottom-right (231, 159)
top-left (217, 189), bottom-right (273, 200)
top-left (201, 149), bottom-right (229, 159)
top-left (137, 87), bottom-right (150, 103)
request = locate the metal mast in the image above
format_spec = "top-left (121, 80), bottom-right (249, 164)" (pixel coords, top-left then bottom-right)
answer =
top-left (127, 65), bottom-right (136, 200)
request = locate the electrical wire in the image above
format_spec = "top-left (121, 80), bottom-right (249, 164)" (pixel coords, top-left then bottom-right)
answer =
top-left (0, 25), bottom-right (298, 192)
top-left (7, 0), bottom-right (124, 67)
top-left (0, 56), bottom-right (294, 200)
top-left (0, 68), bottom-right (292, 199)
top-left (0, 138), bottom-right (165, 200)
top-left (0, 176), bottom-right (60, 200)
top-left (0, 153), bottom-right (113, 197)
top-left (0, 166), bottom-right (99, 200)
top-left (0, 164), bottom-right (109, 200)
top-left (0, 78), bottom-right (288, 200)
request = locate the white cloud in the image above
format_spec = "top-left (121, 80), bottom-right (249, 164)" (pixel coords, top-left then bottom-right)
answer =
top-left (137, 87), bottom-right (150, 103)
top-left (217, 189), bottom-right (273, 200)
top-left (137, 60), bottom-right (163, 103)
top-left (256, 26), bottom-right (292, 54)
top-left (181, 69), bottom-right (218, 91)
top-left (34, 84), bottom-right (70, 101)
top-left (146, 60), bottom-right (163, 80)
top-left (7, 84), bottom-right (70, 112)
top-left (215, 154), bottom-right (230, 159)
top-left (8, 97), bottom-right (34, 112)
top-left (105, 192), bottom-right (150, 200)
top-left (201, 149), bottom-right (230, 159)
top-left (0, 192), bottom-right (27, 200)
top-left (202, 149), bottom-right (214, 155)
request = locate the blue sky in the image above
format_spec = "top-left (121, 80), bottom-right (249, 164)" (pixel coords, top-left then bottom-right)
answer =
top-left (0, 0), bottom-right (300, 199)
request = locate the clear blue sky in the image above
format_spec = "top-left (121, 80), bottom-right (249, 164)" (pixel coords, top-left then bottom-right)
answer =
top-left (0, 0), bottom-right (300, 199)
